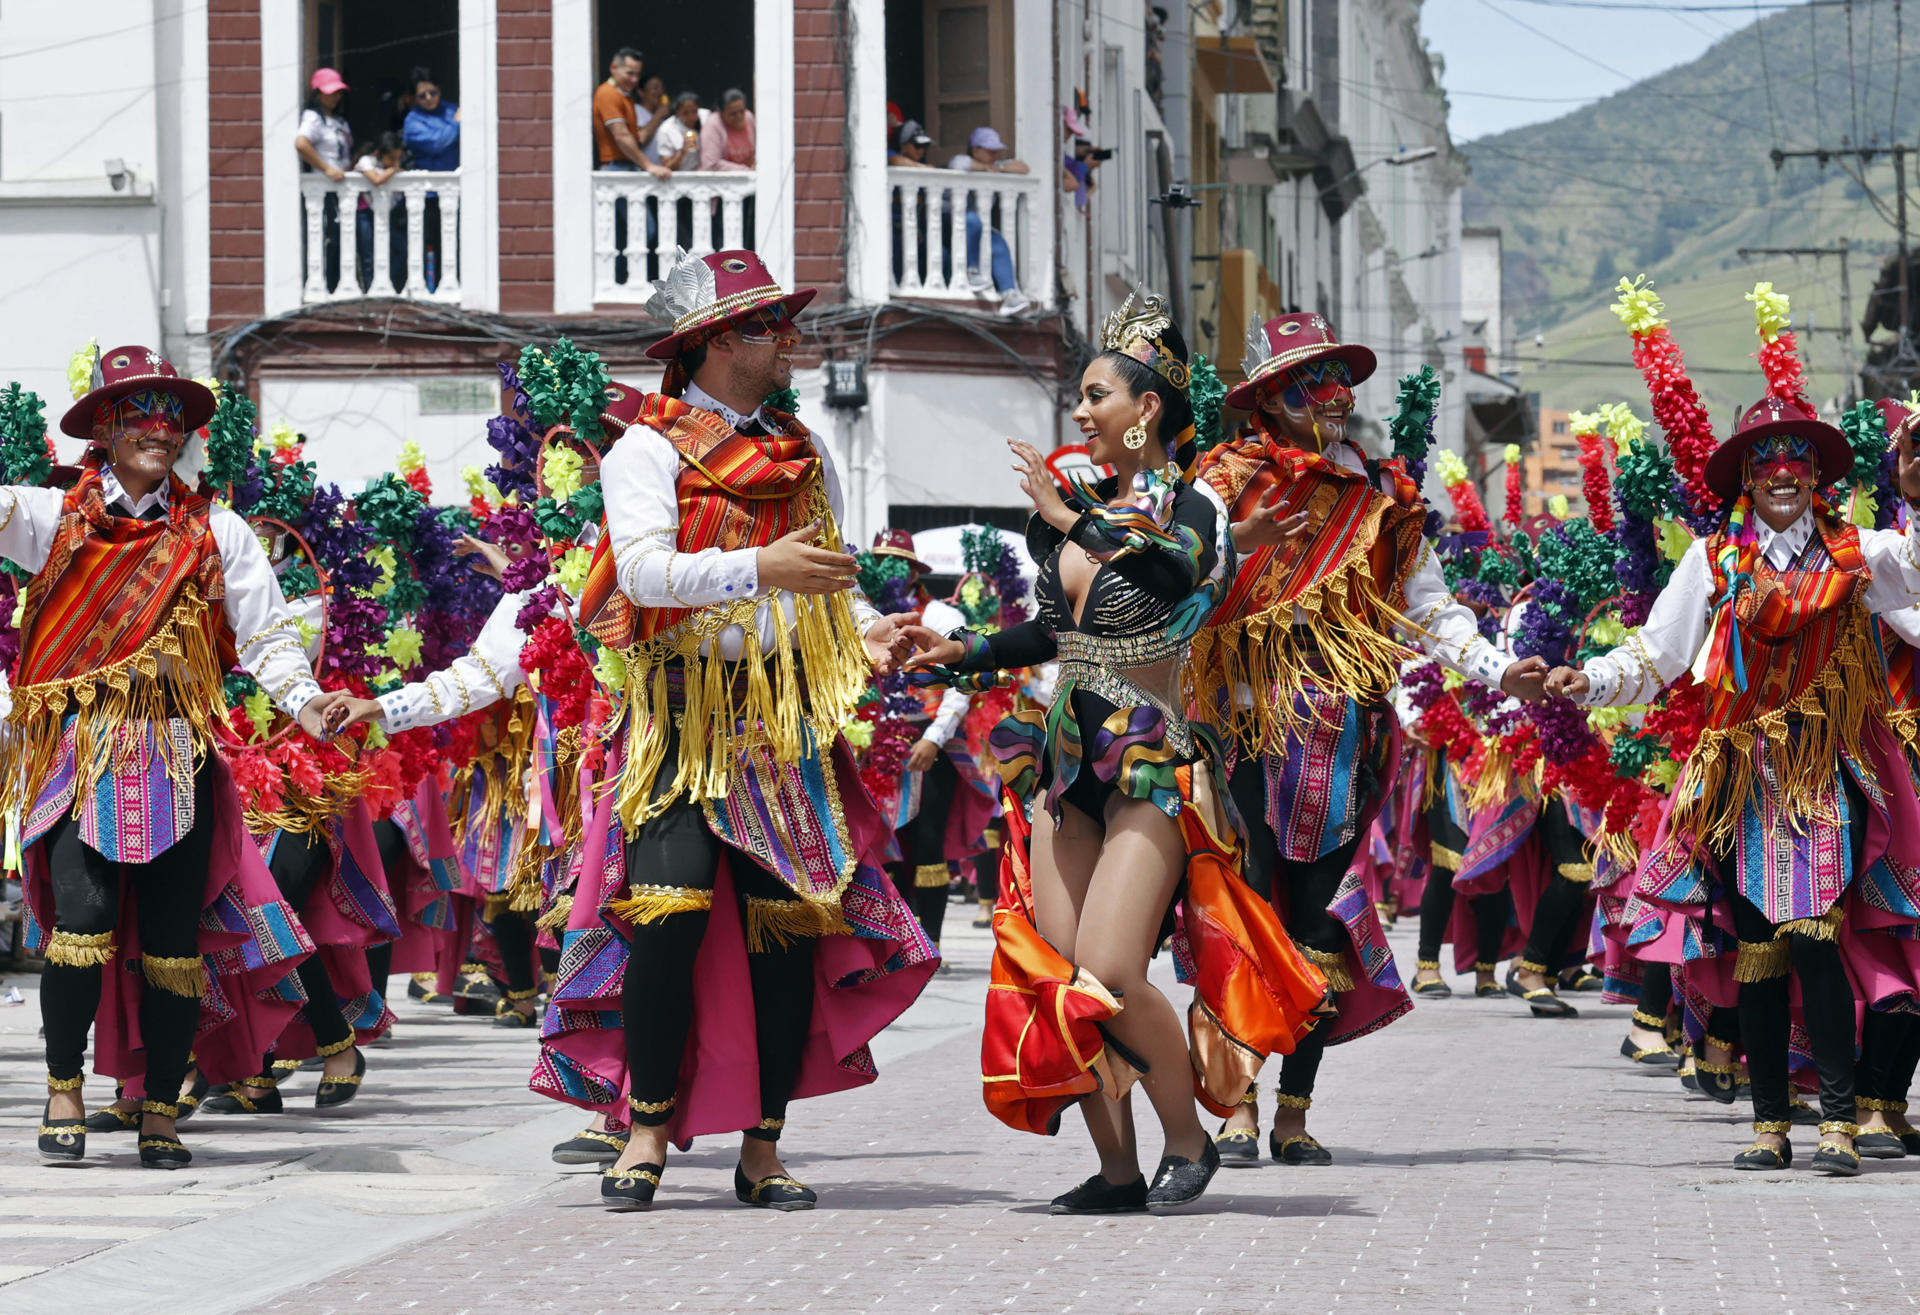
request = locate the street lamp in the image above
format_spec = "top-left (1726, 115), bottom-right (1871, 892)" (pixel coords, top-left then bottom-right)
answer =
top-left (1317, 146), bottom-right (1439, 198)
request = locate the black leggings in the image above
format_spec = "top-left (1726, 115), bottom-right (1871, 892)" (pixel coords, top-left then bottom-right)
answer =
top-left (1414, 782), bottom-right (1510, 968)
top-left (488, 908), bottom-right (539, 995)
top-left (1228, 759), bottom-right (1364, 1102)
top-left (1857, 1009), bottom-right (1920, 1106)
top-left (1635, 961), bottom-right (1673, 1028)
top-left (41, 768), bottom-right (214, 1105)
top-left (264, 830), bottom-right (353, 1059)
top-left (1521, 799), bottom-right (1592, 971)
top-left (366, 819), bottom-right (409, 987)
top-left (1729, 893), bottom-right (1856, 1126)
top-left (620, 790), bottom-right (815, 1140)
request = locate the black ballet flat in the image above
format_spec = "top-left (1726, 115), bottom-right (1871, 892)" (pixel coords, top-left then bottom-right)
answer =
top-left (175, 1069), bottom-right (209, 1124)
top-left (315, 1048), bottom-right (366, 1109)
top-left (1732, 1138), bottom-right (1791, 1171)
top-left (139, 1135), bottom-right (192, 1170)
top-left (1049, 1172), bottom-right (1148, 1214)
top-left (1522, 988), bottom-right (1578, 1019)
top-left (1620, 1036), bottom-right (1681, 1068)
top-left (1693, 1062), bottom-right (1739, 1104)
top-left (84, 1104), bottom-right (140, 1134)
top-left (1474, 981), bottom-right (1506, 999)
top-left (1213, 1125), bottom-right (1263, 1167)
top-left (1559, 967), bottom-right (1603, 993)
top-left (407, 974), bottom-right (452, 1005)
top-left (454, 966), bottom-right (503, 1002)
top-left (1412, 977), bottom-right (1453, 999)
top-left (553, 1128), bottom-right (627, 1165)
top-left (601, 1162), bottom-right (663, 1210)
top-left (493, 999), bottom-right (539, 1028)
top-left (203, 1080), bottom-right (284, 1115)
top-left (1898, 1130), bottom-right (1920, 1155)
top-left (1854, 1130), bottom-right (1907, 1159)
top-left (39, 1101), bottom-right (86, 1164)
top-left (1271, 1129), bottom-right (1334, 1165)
top-left (735, 1163), bottom-right (817, 1211)
top-left (1812, 1124), bottom-right (1863, 1177)
top-left (1146, 1137), bottom-right (1221, 1211)
top-left (1789, 1098), bottom-right (1820, 1127)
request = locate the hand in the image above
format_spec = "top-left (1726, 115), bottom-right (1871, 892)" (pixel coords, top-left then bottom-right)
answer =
top-left (327, 695), bottom-right (385, 735)
top-left (907, 738), bottom-right (939, 772)
top-left (1009, 438), bottom-right (1073, 531)
top-left (862, 611), bottom-right (922, 675)
top-left (1232, 487), bottom-right (1310, 552)
top-left (454, 534), bottom-right (512, 580)
top-left (1544, 666), bottom-right (1591, 700)
top-left (324, 164), bottom-right (345, 183)
top-left (1499, 655), bottom-right (1550, 704)
top-left (758, 521), bottom-right (858, 595)
top-left (1404, 723), bottom-right (1430, 748)
top-left (1895, 412), bottom-right (1920, 504)
top-left (296, 690), bottom-right (348, 740)
top-left (900, 624), bottom-right (968, 670)
top-left (645, 160), bottom-right (674, 181)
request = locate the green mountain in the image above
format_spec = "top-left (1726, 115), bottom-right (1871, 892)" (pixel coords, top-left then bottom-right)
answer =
top-left (1463, 0), bottom-right (1919, 416)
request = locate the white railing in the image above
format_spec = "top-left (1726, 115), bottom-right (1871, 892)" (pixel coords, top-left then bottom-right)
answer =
top-left (887, 167), bottom-right (1040, 303)
top-left (298, 171), bottom-right (462, 304)
top-left (592, 171), bottom-right (757, 304)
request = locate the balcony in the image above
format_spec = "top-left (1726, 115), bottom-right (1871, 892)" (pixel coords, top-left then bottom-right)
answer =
top-left (887, 168), bottom-right (1040, 304)
top-left (591, 172), bottom-right (757, 305)
top-left (298, 172), bottom-right (463, 304)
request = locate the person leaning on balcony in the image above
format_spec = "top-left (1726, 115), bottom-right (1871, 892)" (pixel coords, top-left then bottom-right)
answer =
top-left (296, 68), bottom-right (353, 182)
top-left (653, 94), bottom-right (706, 174)
top-left (596, 47), bottom-right (673, 181)
top-left (403, 67), bottom-right (460, 172)
top-left (700, 89), bottom-right (756, 172)
top-left (351, 132), bottom-right (407, 291)
top-left (889, 118), bottom-right (935, 168)
top-left (943, 126), bottom-right (1029, 315)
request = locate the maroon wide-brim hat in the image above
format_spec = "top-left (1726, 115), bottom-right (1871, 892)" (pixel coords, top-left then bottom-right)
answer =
top-left (1703, 395), bottom-right (1852, 502)
top-left (643, 249), bottom-right (817, 360)
top-left (60, 344), bottom-right (216, 439)
top-left (1225, 312), bottom-right (1377, 410)
top-left (599, 379), bottom-right (647, 439)
top-left (1875, 396), bottom-right (1917, 435)
top-left (871, 527), bottom-right (930, 575)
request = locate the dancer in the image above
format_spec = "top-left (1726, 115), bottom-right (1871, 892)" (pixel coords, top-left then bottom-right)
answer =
top-left (908, 290), bottom-right (1328, 1212)
top-left (1192, 315), bottom-right (1544, 1166)
top-left (13, 347), bottom-right (338, 1167)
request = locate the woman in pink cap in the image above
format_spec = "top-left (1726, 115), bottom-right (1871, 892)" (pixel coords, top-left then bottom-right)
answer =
top-left (297, 69), bottom-right (353, 291)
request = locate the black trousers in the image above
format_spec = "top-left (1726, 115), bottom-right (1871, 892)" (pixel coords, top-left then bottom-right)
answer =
top-left (888, 747), bottom-right (961, 946)
top-left (1415, 785), bottom-right (1510, 967)
top-left (366, 818), bottom-right (410, 988)
top-left (973, 831), bottom-right (1002, 905)
top-left (262, 829), bottom-right (353, 1062)
top-left (1636, 961), bottom-right (1673, 1026)
top-left (41, 768), bottom-right (214, 1105)
top-left (1859, 1009), bottom-right (1920, 1105)
top-left (488, 908), bottom-right (539, 995)
top-left (1521, 799), bottom-right (1593, 971)
top-left (620, 789), bottom-right (815, 1140)
top-left (1229, 759), bottom-right (1365, 1102)
top-left (1729, 893), bottom-right (1856, 1126)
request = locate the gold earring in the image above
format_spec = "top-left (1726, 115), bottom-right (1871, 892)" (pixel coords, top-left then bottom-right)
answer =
top-left (1123, 422), bottom-right (1148, 451)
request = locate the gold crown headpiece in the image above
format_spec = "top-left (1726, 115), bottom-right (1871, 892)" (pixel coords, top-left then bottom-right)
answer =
top-left (1101, 290), bottom-right (1191, 391)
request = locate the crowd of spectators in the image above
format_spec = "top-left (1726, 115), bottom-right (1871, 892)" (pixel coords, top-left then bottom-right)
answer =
top-left (592, 47), bottom-right (755, 179)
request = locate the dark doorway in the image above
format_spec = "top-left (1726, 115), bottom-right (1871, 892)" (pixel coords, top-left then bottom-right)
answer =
top-left (337, 0), bottom-right (459, 148)
top-left (593, 0), bottom-right (755, 166)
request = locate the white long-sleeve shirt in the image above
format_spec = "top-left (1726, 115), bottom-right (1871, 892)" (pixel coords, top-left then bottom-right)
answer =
top-left (1576, 512), bottom-right (1920, 707)
top-left (377, 586), bottom-right (531, 734)
top-left (0, 470), bottom-right (322, 717)
top-left (599, 384), bottom-right (881, 659)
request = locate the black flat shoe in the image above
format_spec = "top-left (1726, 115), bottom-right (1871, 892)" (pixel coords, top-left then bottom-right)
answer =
top-left (1474, 981), bottom-right (1506, 999)
top-left (601, 1162), bottom-right (663, 1210)
top-left (1522, 987), bottom-right (1578, 1018)
top-left (407, 974), bottom-right (452, 1005)
top-left (493, 1000), bottom-right (539, 1028)
top-left (1271, 1129), bottom-right (1334, 1165)
top-left (1898, 1130), bottom-right (1920, 1155)
top-left (39, 1100), bottom-right (86, 1164)
top-left (1049, 1172), bottom-right (1148, 1214)
top-left (84, 1104), bottom-right (140, 1134)
top-left (1789, 1099), bottom-right (1820, 1127)
top-left (553, 1128), bottom-right (628, 1165)
top-left (315, 1049), bottom-right (366, 1109)
top-left (1855, 1130), bottom-right (1907, 1159)
top-left (175, 1069), bottom-right (209, 1123)
top-left (139, 1132), bottom-right (192, 1170)
top-left (1146, 1137), bottom-right (1221, 1211)
top-left (1812, 1128), bottom-right (1862, 1177)
top-left (1559, 967), bottom-right (1603, 993)
top-left (1732, 1139), bottom-right (1791, 1171)
top-left (1411, 978), bottom-right (1453, 999)
top-left (1693, 1062), bottom-right (1739, 1104)
top-left (735, 1163), bottom-right (817, 1211)
top-left (1620, 1036), bottom-right (1681, 1067)
top-left (202, 1082), bottom-right (284, 1114)
top-left (454, 966), bottom-right (502, 1002)
top-left (1213, 1126), bottom-right (1263, 1167)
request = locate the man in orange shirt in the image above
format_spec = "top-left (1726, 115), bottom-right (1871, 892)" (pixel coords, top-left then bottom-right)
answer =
top-left (594, 47), bottom-right (670, 179)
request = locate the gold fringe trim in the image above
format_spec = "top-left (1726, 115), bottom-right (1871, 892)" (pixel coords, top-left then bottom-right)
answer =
top-left (614, 487), bottom-right (871, 832)
top-left (1753, 1120), bottom-right (1791, 1135)
top-left (1465, 745), bottom-right (1534, 815)
top-left (1430, 842), bottom-right (1462, 872)
top-left (140, 1099), bottom-right (177, 1117)
top-left (314, 1035), bottom-right (355, 1058)
top-left (46, 1073), bottom-right (84, 1091)
top-left (746, 893), bottom-right (850, 952)
top-left (1414, 958), bottom-right (1441, 971)
top-left (245, 761), bottom-right (375, 835)
top-left (482, 890), bottom-right (515, 920)
top-left (1631, 1009), bottom-right (1666, 1030)
top-left (913, 862), bottom-right (951, 889)
top-left (46, 928), bottom-right (115, 967)
top-left (2, 589), bottom-right (227, 823)
top-left (449, 689), bottom-right (537, 846)
top-left (1735, 937), bottom-right (1791, 982)
top-left (607, 883), bottom-right (713, 926)
top-left (1299, 944), bottom-right (1355, 994)
top-left (1777, 905), bottom-right (1845, 942)
top-left (1516, 957), bottom-right (1550, 975)
top-left (141, 955), bottom-right (206, 998)
top-left (1273, 1091), bottom-right (1312, 1110)
top-left (535, 893), bottom-right (575, 933)
top-left (1186, 526), bottom-right (1417, 756)
top-left (1557, 862), bottom-right (1596, 884)
top-left (628, 1094), bottom-right (674, 1114)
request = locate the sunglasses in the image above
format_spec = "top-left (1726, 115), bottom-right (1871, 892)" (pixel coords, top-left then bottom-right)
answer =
top-left (735, 306), bottom-right (794, 344)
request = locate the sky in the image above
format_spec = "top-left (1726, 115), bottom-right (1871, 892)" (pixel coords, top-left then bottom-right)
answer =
top-left (1420, 0), bottom-right (1766, 142)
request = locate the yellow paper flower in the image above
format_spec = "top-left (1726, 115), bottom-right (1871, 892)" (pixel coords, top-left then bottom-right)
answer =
top-left (544, 446), bottom-right (585, 502)
top-left (364, 723), bottom-right (388, 751)
top-left (841, 719), bottom-right (874, 750)
top-left (368, 544), bottom-right (397, 598)
top-left (1441, 668), bottom-right (1465, 690)
top-left (592, 645), bottom-right (627, 689)
top-left (1566, 409), bottom-right (1603, 438)
top-left (1436, 449), bottom-right (1469, 486)
top-left (1656, 519), bottom-right (1691, 562)
top-left (1599, 402), bottom-right (1647, 452)
top-left (1611, 275), bottom-right (1666, 336)
top-left (294, 617), bottom-right (318, 650)
top-left (1548, 494), bottom-right (1570, 518)
top-left (384, 625), bottom-right (424, 670)
top-left (194, 375), bottom-right (223, 403)
top-left (1589, 617), bottom-right (1627, 648)
top-left (66, 340), bottom-right (99, 400)
top-left (397, 439), bottom-right (426, 476)
top-left (243, 689), bottom-right (274, 741)
top-left (268, 420), bottom-right (299, 451)
top-left (1504, 443), bottom-right (1522, 465)
top-left (1852, 490), bottom-right (1878, 529)
top-left (556, 545), bottom-right (592, 596)
top-left (1586, 705), bottom-right (1631, 733)
top-left (1647, 759), bottom-right (1681, 790)
top-left (462, 465), bottom-right (490, 501)
top-left (1746, 281), bottom-right (1791, 343)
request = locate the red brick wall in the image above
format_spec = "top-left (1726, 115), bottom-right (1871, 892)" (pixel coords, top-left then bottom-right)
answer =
top-left (208, 0), bottom-right (263, 331)
top-left (792, 0), bottom-right (847, 300)
top-left (498, 0), bottom-right (554, 313)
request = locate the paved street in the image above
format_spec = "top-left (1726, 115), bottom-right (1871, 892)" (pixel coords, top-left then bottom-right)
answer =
top-left (6, 911), bottom-right (1919, 1315)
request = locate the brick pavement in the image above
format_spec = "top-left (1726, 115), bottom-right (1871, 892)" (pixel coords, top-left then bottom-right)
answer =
top-left (8, 913), bottom-right (1920, 1314)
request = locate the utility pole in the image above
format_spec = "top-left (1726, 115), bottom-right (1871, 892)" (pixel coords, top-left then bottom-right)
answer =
top-left (1737, 239), bottom-right (1857, 401)
top-left (1770, 144), bottom-right (1920, 391)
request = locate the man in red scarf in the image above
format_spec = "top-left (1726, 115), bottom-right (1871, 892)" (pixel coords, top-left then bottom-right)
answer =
top-left (1192, 313), bottom-right (1547, 1166)
top-left (18, 346), bottom-right (339, 1169)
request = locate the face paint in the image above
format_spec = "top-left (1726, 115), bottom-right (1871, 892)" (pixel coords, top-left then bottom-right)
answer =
top-left (736, 306), bottom-right (794, 345)
top-left (1744, 434), bottom-right (1815, 486)
top-left (1280, 360), bottom-right (1353, 411)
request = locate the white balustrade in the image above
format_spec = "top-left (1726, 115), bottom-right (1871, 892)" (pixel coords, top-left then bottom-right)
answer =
top-left (591, 171), bottom-right (757, 304)
top-left (298, 171), bottom-right (462, 304)
top-left (886, 167), bottom-right (1038, 303)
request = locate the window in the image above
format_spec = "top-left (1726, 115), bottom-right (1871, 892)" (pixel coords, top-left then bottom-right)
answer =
top-left (925, 0), bottom-right (1014, 161)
